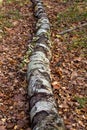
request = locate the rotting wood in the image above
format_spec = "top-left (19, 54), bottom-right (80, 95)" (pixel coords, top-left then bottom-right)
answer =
top-left (27, 0), bottom-right (65, 130)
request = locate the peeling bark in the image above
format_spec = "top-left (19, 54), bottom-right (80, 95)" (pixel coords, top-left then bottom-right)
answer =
top-left (27, 0), bottom-right (65, 130)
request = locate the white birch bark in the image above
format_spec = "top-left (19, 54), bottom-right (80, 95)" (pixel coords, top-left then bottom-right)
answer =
top-left (27, 0), bottom-right (65, 129)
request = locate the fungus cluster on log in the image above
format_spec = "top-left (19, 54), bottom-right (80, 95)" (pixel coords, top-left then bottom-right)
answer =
top-left (27, 0), bottom-right (65, 130)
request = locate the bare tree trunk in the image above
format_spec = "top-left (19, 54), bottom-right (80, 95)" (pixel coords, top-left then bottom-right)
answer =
top-left (27, 0), bottom-right (65, 130)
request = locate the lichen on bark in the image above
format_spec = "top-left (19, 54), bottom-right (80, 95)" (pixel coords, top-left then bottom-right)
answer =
top-left (27, 0), bottom-right (65, 130)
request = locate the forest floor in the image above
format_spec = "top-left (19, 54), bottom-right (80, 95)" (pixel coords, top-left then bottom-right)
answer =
top-left (0, 0), bottom-right (87, 130)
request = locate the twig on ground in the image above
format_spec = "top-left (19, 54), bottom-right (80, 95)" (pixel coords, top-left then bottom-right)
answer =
top-left (58, 22), bottom-right (87, 35)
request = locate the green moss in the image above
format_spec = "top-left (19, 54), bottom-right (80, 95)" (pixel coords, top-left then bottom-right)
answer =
top-left (56, 1), bottom-right (87, 52)
top-left (19, 47), bottom-right (33, 68)
top-left (0, 9), bottom-right (22, 36)
top-left (73, 38), bottom-right (87, 48)
top-left (66, 28), bottom-right (87, 51)
top-left (74, 96), bottom-right (87, 109)
top-left (6, 0), bottom-right (30, 5)
top-left (7, 9), bottom-right (22, 20)
top-left (6, 0), bottom-right (14, 4)
top-left (61, 0), bottom-right (87, 4)
top-left (57, 3), bottom-right (87, 25)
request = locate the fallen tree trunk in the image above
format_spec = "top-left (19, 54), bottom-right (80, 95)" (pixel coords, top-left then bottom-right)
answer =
top-left (27, 0), bottom-right (65, 130)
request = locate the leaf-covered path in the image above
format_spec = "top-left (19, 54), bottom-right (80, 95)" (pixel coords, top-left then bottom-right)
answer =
top-left (0, 0), bottom-right (87, 130)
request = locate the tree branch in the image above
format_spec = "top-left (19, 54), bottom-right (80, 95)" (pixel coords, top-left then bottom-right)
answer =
top-left (58, 22), bottom-right (87, 35)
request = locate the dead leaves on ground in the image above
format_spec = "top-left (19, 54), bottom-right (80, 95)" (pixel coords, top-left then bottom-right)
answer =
top-left (47, 0), bottom-right (87, 129)
top-left (0, 0), bottom-right (34, 130)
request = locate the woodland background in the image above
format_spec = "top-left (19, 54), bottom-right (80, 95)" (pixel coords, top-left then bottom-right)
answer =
top-left (0, 0), bottom-right (87, 130)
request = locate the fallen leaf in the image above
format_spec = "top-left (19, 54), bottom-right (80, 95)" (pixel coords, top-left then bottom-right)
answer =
top-left (52, 81), bottom-right (61, 90)
top-left (6, 123), bottom-right (14, 129)
top-left (55, 67), bottom-right (63, 78)
top-left (14, 125), bottom-right (18, 130)
top-left (0, 126), bottom-right (6, 130)
top-left (1, 118), bottom-right (6, 123)
top-left (71, 71), bottom-right (78, 80)
top-left (12, 21), bottom-right (19, 26)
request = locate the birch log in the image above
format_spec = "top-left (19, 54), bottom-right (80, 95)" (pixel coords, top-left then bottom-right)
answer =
top-left (27, 0), bottom-right (65, 130)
